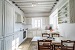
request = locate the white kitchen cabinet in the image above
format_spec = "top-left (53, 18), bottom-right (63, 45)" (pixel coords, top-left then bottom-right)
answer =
top-left (22, 17), bottom-right (26, 24)
top-left (21, 16), bottom-right (25, 24)
top-left (14, 32), bottom-right (20, 50)
top-left (15, 12), bottom-right (21, 23)
top-left (33, 30), bottom-right (42, 37)
top-left (5, 1), bottom-right (14, 36)
top-left (36, 30), bottom-right (42, 37)
top-left (15, 12), bottom-right (25, 23)
top-left (26, 18), bottom-right (32, 25)
top-left (0, 0), bottom-right (3, 38)
top-left (27, 30), bottom-right (33, 38)
top-left (4, 35), bottom-right (14, 50)
top-left (0, 39), bottom-right (3, 50)
top-left (27, 30), bottom-right (42, 38)
top-left (33, 31), bottom-right (37, 37)
top-left (19, 31), bottom-right (23, 44)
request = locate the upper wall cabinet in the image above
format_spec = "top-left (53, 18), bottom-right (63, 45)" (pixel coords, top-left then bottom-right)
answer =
top-left (15, 12), bottom-right (25, 24)
top-left (58, 0), bottom-right (75, 24)
top-left (5, 1), bottom-right (14, 36)
top-left (0, 0), bottom-right (3, 38)
top-left (26, 18), bottom-right (32, 25)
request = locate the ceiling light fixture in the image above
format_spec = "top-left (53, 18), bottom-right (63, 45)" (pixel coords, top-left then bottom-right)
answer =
top-left (32, 3), bottom-right (37, 7)
top-left (32, 4), bottom-right (36, 7)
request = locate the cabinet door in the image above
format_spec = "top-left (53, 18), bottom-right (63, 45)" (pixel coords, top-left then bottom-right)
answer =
top-left (0, 0), bottom-right (3, 38)
top-left (0, 39), bottom-right (3, 50)
top-left (4, 36), bottom-right (14, 50)
top-left (5, 1), bottom-right (14, 36)
top-left (26, 18), bottom-right (32, 25)
top-left (33, 31), bottom-right (37, 37)
top-left (27, 30), bottom-right (33, 38)
top-left (36, 30), bottom-right (42, 37)
top-left (14, 33), bottom-right (20, 50)
top-left (19, 31), bottom-right (23, 44)
top-left (21, 16), bottom-right (24, 23)
top-left (23, 17), bottom-right (26, 24)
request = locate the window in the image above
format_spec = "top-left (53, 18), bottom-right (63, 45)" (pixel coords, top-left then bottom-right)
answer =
top-left (50, 9), bottom-right (58, 30)
top-left (32, 18), bottom-right (42, 28)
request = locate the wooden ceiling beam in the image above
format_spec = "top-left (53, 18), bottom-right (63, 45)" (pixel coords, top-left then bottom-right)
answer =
top-left (13, 1), bottom-right (57, 4)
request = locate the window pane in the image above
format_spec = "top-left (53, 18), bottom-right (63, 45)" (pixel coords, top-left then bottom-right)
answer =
top-left (32, 18), bottom-right (42, 28)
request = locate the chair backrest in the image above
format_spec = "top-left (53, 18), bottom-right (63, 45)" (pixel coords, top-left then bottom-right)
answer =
top-left (52, 33), bottom-right (59, 37)
top-left (42, 33), bottom-right (50, 37)
top-left (61, 40), bottom-right (75, 50)
top-left (38, 40), bottom-right (52, 50)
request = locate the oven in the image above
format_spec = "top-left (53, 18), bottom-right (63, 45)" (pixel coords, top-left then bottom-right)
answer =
top-left (23, 31), bottom-right (26, 39)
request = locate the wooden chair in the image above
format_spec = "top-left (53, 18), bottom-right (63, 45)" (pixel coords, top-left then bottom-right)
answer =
top-left (52, 33), bottom-right (60, 50)
top-left (38, 40), bottom-right (52, 50)
top-left (42, 33), bottom-right (50, 37)
top-left (61, 40), bottom-right (75, 50)
top-left (54, 43), bottom-right (61, 50)
top-left (52, 33), bottom-right (59, 37)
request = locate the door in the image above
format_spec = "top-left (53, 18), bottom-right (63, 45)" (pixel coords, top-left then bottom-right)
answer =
top-left (0, 39), bottom-right (3, 50)
top-left (19, 31), bottom-right (23, 44)
top-left (27, 30), bottom-right (33, 38)
top-left (0, 0), bottom-right (3, 38)
top-left (5, 1), bottom-right (14, 36)
top-left (4, 36), bottom-right (14, 50)
top-left (14, 33), bottom-right (20, 50)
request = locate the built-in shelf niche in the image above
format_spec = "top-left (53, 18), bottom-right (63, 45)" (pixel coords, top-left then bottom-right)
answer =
top-left (15, 12), bottom-right (25, 23)
top-left (58, 2), bottom-right (69, 24)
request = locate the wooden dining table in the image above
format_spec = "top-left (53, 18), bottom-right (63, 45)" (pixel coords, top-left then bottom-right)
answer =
top-left (32, 36), bottom-right (69, 43)
top-left (31, 36), bottom-right (71, 50)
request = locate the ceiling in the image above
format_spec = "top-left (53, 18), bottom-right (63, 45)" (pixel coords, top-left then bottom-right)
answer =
top-left (9, 0), bottom-right (59, 17)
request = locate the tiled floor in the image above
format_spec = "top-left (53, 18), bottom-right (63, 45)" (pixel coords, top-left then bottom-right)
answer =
top-left (28, 41), bottom-right (38, 50)
top-left (18, 38), bottom-right (32, 50)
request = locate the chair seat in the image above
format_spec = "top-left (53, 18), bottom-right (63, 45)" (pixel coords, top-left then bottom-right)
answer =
top-left (39, 45), bottom-right (53, 50)
top-left (55, 40), bottom-right (75, 50)
top-left (38, 40), bottom-right (52, 50)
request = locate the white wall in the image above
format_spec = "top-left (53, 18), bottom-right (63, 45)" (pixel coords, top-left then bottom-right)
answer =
top-left (58, 24), bottom-right (75, 40)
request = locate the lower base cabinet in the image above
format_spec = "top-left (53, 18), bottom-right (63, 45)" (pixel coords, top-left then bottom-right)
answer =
top-left (4, 31), bottom-right (26, 50)
top-left (27, 31), bottom-right (33, 38)
top-left (14, 33), bottom-right (20, 50)
top-left (19, 31), bottom-right (23, 44)
top-left (27, 30), bottom-right (42, 38)
top-left (0, 39), bottom-right (3, 50)
top-left (4, 35), bottom-right (14, 50)
top-left (4, 34), bottom-right (20, 50)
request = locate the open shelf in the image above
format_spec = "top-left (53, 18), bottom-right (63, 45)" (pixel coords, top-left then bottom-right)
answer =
top-left (58, 2), bottom-right (69, 24)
